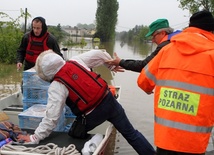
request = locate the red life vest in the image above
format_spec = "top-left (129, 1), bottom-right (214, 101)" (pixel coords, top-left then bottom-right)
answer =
top-left (25, 32), bottom-right (49, 63)
top-left (54, 61), bottom-right (108, 115)
top-left (108, 85), bottom-right (117, 97)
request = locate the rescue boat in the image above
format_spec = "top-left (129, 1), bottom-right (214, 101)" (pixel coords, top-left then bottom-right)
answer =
top-left (0, 86), bottom-right (121, 155)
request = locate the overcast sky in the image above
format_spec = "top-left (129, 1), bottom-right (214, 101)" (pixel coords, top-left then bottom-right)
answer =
top-left (1, 0), bottom-right (190, 32)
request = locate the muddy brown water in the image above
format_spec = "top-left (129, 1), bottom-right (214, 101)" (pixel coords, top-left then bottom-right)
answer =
top-left (1, 40), bottom-right (213, 154)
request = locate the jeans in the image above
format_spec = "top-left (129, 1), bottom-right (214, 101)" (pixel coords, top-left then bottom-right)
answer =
top-left (85, 91), bottom-right (156, 155)
top-left (156, 147), bottom-right (205, 155)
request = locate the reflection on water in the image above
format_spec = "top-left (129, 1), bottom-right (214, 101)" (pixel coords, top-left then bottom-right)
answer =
top-left (0, 65), bottom-right (22, 99)
top-left (126, 41), bottom-right (153, 57)
top-left (91, 41), bottom-right (155, 155)
top-left (110, 41), bottom-right (155, 155)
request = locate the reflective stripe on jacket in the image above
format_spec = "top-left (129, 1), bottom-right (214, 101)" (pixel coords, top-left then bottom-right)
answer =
top-left (137, 27), bottom-right (214, 153)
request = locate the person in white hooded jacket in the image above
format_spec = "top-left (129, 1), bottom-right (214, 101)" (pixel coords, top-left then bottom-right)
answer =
top-left (17, 49), bottom-right (156, 155)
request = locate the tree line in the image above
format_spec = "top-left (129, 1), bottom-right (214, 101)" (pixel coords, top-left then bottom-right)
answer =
top-left (117, 0), bottom-right (214, 44)
top-left (0, 0), bottom-right (213, 64)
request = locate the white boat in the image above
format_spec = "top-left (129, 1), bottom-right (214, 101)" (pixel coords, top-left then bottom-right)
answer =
top-left (0, 86), bottom-right (121, 155)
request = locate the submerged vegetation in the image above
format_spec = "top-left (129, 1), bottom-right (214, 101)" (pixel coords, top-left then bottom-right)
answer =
top-left (0, 63), bottom-right (22, 98)
top-left (0, 63), bottom-right (22, 81)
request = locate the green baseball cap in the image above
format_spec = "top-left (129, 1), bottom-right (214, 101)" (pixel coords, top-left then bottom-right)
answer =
top-left (145, 19), bottom-right (170, 37)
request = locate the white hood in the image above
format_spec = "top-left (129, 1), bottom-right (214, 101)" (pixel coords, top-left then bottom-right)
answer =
top-left (35, 50), bottom-right (65, 82)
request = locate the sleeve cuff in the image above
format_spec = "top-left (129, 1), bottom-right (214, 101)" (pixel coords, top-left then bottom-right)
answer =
top-left (30, 134), bottom-right (40, 144)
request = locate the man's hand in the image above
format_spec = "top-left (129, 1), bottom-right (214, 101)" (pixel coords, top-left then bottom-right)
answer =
top-left (106, 52), bottom-right (121, 66)
top-left (17, 63), bottom-right (22, 71)
top-left (112, 66), bottom-right (125, 72)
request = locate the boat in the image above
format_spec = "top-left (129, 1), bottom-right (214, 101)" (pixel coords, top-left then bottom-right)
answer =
top-left (0, 85), bottom-right (121, 155)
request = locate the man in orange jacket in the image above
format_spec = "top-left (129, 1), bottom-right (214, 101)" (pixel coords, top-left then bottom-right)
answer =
top-left (106, 19), bottom-right (181, 72)
top-left (138, 10), bottom-right (214, 155)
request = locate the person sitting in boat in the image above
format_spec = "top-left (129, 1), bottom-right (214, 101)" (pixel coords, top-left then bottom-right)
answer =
top-left (17, 49), bottom-right (156, 155)
top-left (106, 18), bottom-right (181, 72)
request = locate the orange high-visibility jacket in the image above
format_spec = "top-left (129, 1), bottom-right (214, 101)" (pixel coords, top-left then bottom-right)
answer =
top-left (138, 27), bottom-right (214, 153)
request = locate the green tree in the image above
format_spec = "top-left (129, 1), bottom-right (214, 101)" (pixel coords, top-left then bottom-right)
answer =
top-left (77, 23), bottom-right (95, 30)
top-left (138, 26), bottom-right (149, 42)
top-left (118, 25), bottom-right (149, 43)
top-left (0, 11), bottom-right (27, 64)
top-left (177, 0), bottom-right (214, 14)
top-left (62, 39), bottom-right (74, 47)
top-left (94, 0), bottom-right (119, 42)
top-left (48, 24), bottom-right (66, 43)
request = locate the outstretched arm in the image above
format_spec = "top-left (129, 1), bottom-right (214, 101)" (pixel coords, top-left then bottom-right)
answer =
top-left (71, 49), bottom-right (124, 72)
top-left (106, 41), bottom-right (170, 73)
top-left (106, 52), bottom-right (148, 72)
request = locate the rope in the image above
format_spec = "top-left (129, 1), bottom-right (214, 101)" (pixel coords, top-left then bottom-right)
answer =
top-left (1, 143), bottom-right (81, 155)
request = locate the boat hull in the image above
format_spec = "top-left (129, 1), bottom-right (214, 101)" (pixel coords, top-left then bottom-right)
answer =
top-left (0, 86), bottom-right (121, 155)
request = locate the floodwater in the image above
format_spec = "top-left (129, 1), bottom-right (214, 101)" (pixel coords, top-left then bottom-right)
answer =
top-left (65, 40), bottom-right (214, 154)
top-left (63, 40), bottom-right (156, 154)
top-left (0, 66), bottom-right (22, 99)
top-left (104, 41), bottom-right (155, 155)
top-left (1, 40), bottom-right (213, 154)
